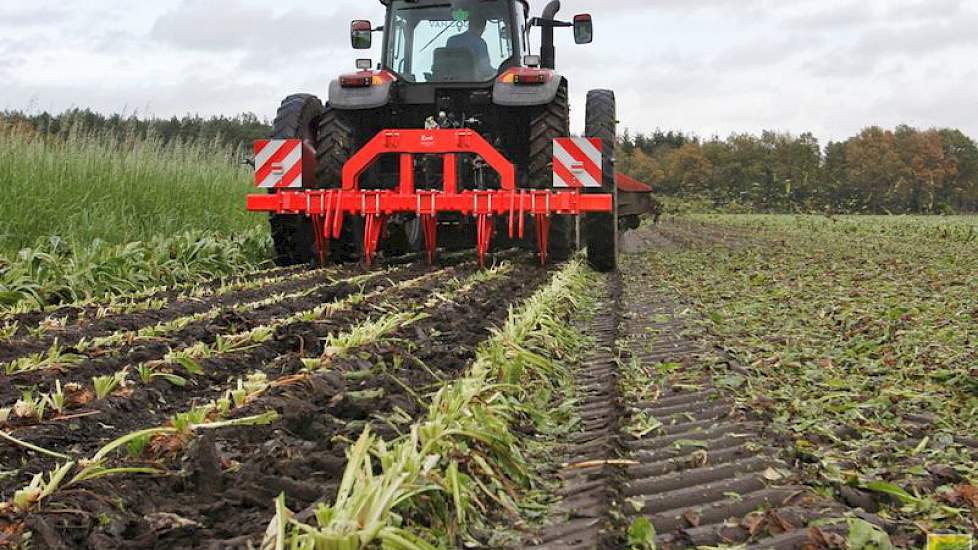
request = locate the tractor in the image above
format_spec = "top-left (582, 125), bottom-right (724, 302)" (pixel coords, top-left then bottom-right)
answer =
top-left (247, 0), bottom-right (632, 272)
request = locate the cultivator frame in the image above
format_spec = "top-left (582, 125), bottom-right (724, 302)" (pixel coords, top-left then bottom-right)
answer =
top-left (247, 128), bottom-right (613, 267)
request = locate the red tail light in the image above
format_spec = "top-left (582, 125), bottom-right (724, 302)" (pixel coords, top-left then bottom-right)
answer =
top-left (340, 74), bottom-right (374, 88)
top-left (339, 70), bottom-right (393, 89)
top-left (499, 68), bottom-right (552, 86)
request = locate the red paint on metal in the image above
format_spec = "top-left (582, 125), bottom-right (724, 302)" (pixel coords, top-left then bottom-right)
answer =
top-left (247, 129), bottom-right (613, 266)
top-left (615, 172), bottom-right (654, 193)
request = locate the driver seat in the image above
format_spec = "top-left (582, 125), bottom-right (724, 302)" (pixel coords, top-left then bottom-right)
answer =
top-left (431, 47), bottom-right (476, 82)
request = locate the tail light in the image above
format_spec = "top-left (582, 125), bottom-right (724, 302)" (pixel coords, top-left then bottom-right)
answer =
top-left (499, 68), bottom-right (552, 86)
top-left (339, 70), bottom-right (393, 89)
top-left (340, 74), bottom-right (375, 88)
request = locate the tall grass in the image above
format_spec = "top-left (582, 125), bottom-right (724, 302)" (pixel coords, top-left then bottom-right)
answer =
top-left (0, 120), bottom-right (259, 255)
top-left (0, 120), bottom-right (272, 312)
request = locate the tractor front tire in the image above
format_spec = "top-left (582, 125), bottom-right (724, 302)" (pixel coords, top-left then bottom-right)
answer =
top-left (584, 89), bottom-right (618, 272)
top-left (269, 94), bottom-right (324, 267)
top-left (528, 81), bottom-right (574, 262)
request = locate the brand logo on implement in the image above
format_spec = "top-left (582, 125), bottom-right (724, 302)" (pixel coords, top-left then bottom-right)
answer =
top-left (928, 534), bottom-right (974, 550)
top-left (254, 140), bottom-right (304, 189)
top-left (553, 138), bottom-right (603, 189)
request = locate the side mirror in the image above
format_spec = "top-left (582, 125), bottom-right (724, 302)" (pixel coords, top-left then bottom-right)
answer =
top-left (351, 20), bottom-right (373, 49)
top-left (573, 14), bottom-right (593, 44)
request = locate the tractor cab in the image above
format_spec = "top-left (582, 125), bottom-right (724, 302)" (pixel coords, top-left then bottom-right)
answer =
top-left (355, 1), bottom-right (593, 84)
top-left (384, 0), bottom-right (519, 83)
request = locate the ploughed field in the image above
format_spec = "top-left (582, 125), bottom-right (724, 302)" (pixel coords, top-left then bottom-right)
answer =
top-left (2, 215), bottom-right (977, 549)
top-left (0, 250), bottom-right (570, 548)
top-left (612, 216), bottom-right (978, 548)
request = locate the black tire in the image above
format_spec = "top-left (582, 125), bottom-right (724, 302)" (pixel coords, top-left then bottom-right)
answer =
top-left (269, 94), bottom-right (323, 267)
top-left (315, 107), bottom-right (361, 262)
top-left (528, 81), bottom-right (574, 262)
top-left (584, 89), bottom-right (618, 272)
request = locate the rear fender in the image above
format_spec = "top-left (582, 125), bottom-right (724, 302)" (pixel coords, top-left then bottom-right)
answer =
top-left (493, 71), bottom-right (564, 107)
top-left (328, 70), bottom-right (395, 110)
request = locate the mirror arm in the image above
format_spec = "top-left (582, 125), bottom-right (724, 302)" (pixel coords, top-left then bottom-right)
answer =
top-left (529, 17), bottom-right (573, 28)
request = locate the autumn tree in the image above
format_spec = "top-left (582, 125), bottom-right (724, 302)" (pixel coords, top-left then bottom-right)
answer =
top-left (664, 143), bottom-right (713, 195)
top-left (938, 129), bottom-right (978, 211)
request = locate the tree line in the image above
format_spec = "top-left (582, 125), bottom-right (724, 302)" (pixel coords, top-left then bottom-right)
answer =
top-left (618, 126), bottom-right (978, 214)
top-left (5, 109), bottom-right (977, 214)
top-left (0, 109), bottom-right (270, 151)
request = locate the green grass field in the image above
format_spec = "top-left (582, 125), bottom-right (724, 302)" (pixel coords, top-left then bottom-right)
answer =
top-left (0, 122), bottom-right (259, 254)
top-left (0, 122), bottom-right (271, 312)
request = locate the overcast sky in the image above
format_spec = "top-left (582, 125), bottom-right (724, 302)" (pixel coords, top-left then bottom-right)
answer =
top-left (1, 0), bottom-right (976, 143)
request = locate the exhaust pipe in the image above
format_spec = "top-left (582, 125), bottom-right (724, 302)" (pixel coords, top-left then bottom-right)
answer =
top-left (541, 0), bottom-right (560, 69)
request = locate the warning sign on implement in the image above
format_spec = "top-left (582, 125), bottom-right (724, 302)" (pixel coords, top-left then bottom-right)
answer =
top-left (553, 137), bottom-right (604, 189)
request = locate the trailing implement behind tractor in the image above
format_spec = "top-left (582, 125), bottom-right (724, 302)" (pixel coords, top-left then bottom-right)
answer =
top-left (247, 0), bottom-right (650, 272)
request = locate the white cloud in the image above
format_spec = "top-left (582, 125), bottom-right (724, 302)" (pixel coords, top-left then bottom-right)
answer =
top-left (1, 0), bottom-right (977, 143)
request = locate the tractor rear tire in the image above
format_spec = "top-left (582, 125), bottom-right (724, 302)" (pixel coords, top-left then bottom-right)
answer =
top-left (269, 94), bottom-right (323, 267)
top-left (315, 107), bottom-right (362, 263)
top-left (528, 81), bottom-right (574, 262)
top-left (584, 89), bottom-right (618, 273)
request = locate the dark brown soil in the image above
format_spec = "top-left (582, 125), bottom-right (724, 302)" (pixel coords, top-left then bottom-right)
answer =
top-left (0, 256), bottom-right (473, 405)
top-left (0, 267), bottom-right (334, 364)
top-left (0, 265), bottom-right (304, 344)
top-left (1, 254), bottom-right (551, 549)
top-left (0, 259), bottom-right (465, 498)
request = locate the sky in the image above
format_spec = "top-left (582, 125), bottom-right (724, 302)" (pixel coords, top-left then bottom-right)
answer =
top-left (1, 0), bottom-right (977, 143)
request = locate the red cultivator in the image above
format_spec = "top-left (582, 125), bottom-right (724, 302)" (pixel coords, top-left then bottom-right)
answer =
top-left (247, 128), bottom-right (614, 268)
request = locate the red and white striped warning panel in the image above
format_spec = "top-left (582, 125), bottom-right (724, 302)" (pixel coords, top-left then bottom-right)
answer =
top-left (553, 137), bottom-right (603, 188)
top-left (254, 139), bottom-right (305, 189)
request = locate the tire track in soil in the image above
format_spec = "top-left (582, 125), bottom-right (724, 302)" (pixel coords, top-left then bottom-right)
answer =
top-left (0, 255), bottom-right (474, 402)
top-left (527, 275), bottom-right (623, 550)
top-left (655, 219), bottom-right (765, 250)
top-left (0, 259), bottom-right (470, 499)
top-left (530, 224), bottom-right (880, 549)
top-left (18, 260), bottom-right (554, 550)
top-left (616, 286), bottom-right (856, 549)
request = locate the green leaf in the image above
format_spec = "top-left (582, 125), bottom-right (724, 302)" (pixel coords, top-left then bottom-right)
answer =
top-left (175, 356), bottom-right (204, 376)
top-left (158, 373), bottom-right (188, 387)
top-left (863, 481), bottom-right (918, 504)
top-left (716, 373), bottom-right (746, 389)
top-left (0, 291), bottom-right (23, 306)
top-left (847, 518), bottom-right (894, 550)
top-left (627, 517), bottom-right (657, 549)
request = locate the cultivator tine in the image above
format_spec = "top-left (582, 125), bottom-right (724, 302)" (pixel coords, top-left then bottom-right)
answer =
top-left (508, 192), bottom-right (517, 239)
top-left (332, 191), bottom-right (344, 239)
top-left (535, 214), bottom-right (550, 266)
top-left (421, 214), bottom-right (437, 265)
top-left (476, 214), bottom-right (494, 269)
top-left (363, 213), bottom-right (386, 268)
top-left (311, 215), bottom-right (327, 265)
top-left (518, 191), bottom-right (527, 239)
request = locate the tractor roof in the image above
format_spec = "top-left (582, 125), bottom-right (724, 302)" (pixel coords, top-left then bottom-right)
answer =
top-left (380, 0), bottom-right (531, 8)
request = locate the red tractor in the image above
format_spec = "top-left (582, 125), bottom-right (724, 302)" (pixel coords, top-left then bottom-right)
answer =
top-left (247, 0), bottom-right (636, 272)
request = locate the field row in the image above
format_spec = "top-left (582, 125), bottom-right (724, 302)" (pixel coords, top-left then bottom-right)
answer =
top-left (637, 216), bottom-right (978, 543)
top-left (0, 252), bottom-right (602, 548)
